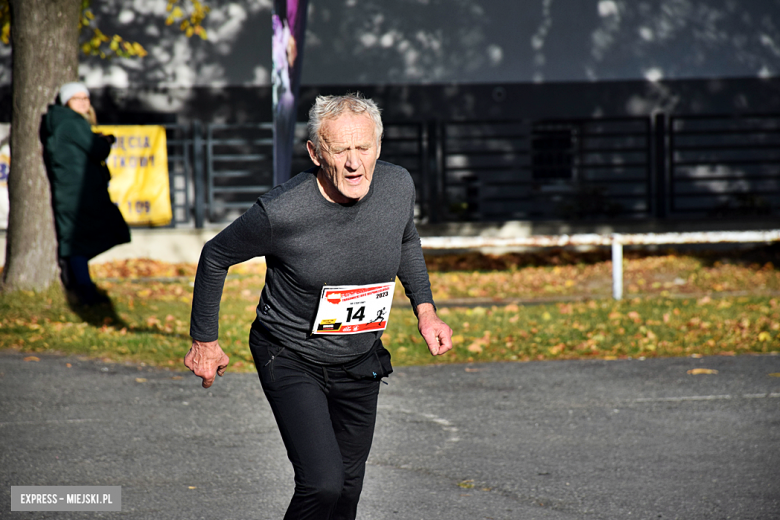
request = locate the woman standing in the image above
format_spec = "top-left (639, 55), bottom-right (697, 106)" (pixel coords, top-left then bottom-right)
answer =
top-left (42, 82), bottom-right (130, 305)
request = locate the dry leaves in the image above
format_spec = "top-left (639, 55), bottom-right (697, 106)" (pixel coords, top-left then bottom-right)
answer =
top-left (467, 331), bottom-right (491, 353)
top-left (425, 250), bottom-right (780, 301)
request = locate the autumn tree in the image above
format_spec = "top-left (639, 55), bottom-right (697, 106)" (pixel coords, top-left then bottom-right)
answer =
top-left (1, 0), bottom-right (207, 293)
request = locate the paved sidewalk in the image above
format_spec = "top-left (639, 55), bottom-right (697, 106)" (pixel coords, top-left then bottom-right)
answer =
top-left (1, 350), bottom-right (779, 519)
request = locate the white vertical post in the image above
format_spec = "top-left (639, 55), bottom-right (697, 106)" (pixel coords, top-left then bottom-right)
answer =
top-left (612, 239), bottom-right (623, 300)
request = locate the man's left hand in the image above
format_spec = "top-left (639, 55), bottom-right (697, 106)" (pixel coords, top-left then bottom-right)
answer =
top-left (416, 303), bottom-right (453, 356)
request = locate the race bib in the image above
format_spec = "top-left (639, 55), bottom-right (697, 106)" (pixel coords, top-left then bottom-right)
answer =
top-left (312, 283), bottom-right (395, 334)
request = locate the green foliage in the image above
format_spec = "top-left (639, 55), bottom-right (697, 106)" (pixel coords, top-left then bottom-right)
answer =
top-left (166, 0), bottom-right (209, 39)
top-left (78, 0), bottom-right (147, 59)
top-left (0, 0), bottom-right (209, 57)
top-left (0, 0), bottom-right (8, 45)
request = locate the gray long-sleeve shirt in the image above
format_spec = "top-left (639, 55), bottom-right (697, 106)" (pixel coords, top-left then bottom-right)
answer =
top-left (189, 161), bottom-right (434, 364)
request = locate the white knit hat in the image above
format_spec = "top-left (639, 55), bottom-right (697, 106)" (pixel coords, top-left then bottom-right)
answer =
top-left (59, 82), bottom-right (89, 105)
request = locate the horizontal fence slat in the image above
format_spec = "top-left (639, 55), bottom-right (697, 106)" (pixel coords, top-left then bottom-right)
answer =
top-left (211, 154), bottom-right (271, 161)
top-left (208, 138), bottom-right (274, 146)
top-left (211, 186), bottom-right (272, 193)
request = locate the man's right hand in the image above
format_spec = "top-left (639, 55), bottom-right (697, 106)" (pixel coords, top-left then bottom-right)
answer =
top-left (184, 339), bottom-right (230, 389)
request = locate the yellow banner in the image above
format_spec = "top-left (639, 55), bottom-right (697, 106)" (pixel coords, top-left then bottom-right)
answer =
top-left (94, 125), bottom-right (172, 226)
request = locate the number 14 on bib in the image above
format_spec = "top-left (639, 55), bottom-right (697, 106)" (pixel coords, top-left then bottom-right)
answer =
top-left (312, 283), bottom-right (396, 334)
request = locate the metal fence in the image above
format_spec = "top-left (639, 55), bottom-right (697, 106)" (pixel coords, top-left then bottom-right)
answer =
top-left (205, 122), bottom-right (275, 223)
top-left (439, 117), bottom-right (653, 222)
top-left (664, 114), bottom-right (780, 218)
top-left (163, 123), bottom-right (193, 227)
top-left (84, 113), bottom-right (780, 229)
top-left (200, 121), bottom-right (430, 224)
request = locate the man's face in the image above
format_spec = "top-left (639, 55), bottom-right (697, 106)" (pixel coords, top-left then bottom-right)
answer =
top-left (307, 113), bottom-right (381, 203)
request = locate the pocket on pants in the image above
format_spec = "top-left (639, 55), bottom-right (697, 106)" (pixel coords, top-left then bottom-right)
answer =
top-left (249, 327), bottom-right (283, 383)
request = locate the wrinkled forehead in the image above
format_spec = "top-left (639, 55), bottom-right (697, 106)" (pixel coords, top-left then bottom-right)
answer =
top-left (320, 113), bottom-right (378, 146)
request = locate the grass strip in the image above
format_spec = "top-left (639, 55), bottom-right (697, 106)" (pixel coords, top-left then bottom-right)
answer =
top-left (1, 274), bottom-right (777, 371)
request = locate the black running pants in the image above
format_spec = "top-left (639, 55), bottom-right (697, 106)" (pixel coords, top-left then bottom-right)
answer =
top-left (250, 331), bottom-right (381, 520)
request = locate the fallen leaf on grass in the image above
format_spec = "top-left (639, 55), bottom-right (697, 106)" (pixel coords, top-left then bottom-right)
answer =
top-left (23, 356), bottom-right (40, 362)
top-left (91, 259), bottom-right (200, 279)
top-left (548, 343), bottom-right (565, 355)
top-left (146, 316), bottom-right (161, 328)
top-left (466, 331), bottom-right (491, 353)
top-left (467, 343), bottom-right (483, 353)
top-left (687, 368), bottom-right (718, 375)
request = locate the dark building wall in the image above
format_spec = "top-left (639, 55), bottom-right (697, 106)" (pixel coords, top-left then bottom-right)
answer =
top-left (1, 0), bottom-right (778, 123)
top-left (0, 78), bottom-right (780, 124)
top-left (4, 76), bottom-right (774, 126)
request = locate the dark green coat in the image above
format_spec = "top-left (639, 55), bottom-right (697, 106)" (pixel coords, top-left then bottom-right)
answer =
top-left (42, 105), bottom-right (130, 259)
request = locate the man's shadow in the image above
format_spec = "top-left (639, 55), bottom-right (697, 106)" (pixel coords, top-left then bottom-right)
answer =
top-left (65, 289), bottom-right (186, 338)
top-left (65, 288), bottom-right (129, 329)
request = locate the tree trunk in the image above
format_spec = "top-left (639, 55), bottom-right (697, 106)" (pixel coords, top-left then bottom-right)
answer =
top-left (2, 0), bottom-right (80, 292)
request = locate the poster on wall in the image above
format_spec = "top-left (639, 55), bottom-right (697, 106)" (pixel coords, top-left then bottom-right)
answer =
top-left (94, 125), bottom-right (172, 227)
top-left (272, 0), bottom-right (308, 186)
top-left (0, 123), bottom-right (9, 230)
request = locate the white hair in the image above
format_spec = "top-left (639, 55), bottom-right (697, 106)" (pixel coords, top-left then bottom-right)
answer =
top-left (307, 92), bottom-right (383, 156)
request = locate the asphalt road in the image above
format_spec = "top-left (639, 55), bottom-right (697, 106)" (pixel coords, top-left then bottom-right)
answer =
top-left (1, 350), bottom-right (779, 519)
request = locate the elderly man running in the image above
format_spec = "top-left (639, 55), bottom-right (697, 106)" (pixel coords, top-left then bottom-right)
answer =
top-left (186, 92), bottom-right (453, 520)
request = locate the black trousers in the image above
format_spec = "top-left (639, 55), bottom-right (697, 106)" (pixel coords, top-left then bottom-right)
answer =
top-left (250, 328), bottom-right (382, 520)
